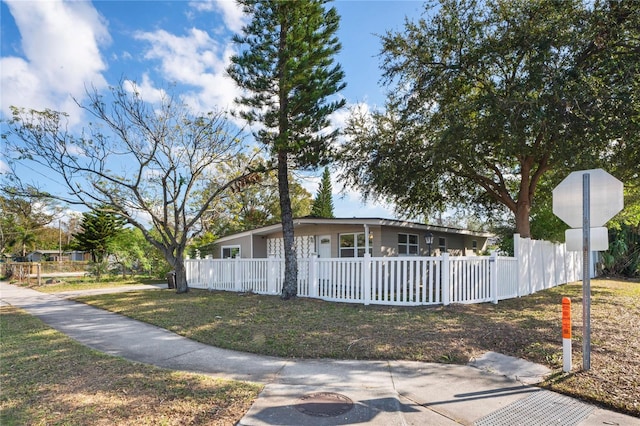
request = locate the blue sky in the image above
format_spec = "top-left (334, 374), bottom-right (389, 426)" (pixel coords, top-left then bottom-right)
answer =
top-left (0, 0), bottom-right (426, 219)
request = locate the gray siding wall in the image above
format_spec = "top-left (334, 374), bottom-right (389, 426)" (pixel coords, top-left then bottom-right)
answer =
top-left (213, 235), bottom-right (252, 259)
top-left (213, 223), bottom-right (489, 258)
top-left (253, 235), bottom-right (268, 258)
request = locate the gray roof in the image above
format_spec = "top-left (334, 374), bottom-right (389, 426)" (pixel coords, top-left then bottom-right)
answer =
top-left (214, 217), bottom-right (493, 244)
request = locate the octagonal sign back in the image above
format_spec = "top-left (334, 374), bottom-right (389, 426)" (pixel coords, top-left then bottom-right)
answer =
top-left (552, 169), bottom-right (623, 228)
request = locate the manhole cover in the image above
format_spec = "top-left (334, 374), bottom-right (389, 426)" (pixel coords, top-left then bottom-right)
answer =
top-left (295, 392), bottom-right (354, 417)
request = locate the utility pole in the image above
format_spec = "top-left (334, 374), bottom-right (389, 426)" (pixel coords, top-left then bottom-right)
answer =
top-left (59, 219), bottom-right (62, 264)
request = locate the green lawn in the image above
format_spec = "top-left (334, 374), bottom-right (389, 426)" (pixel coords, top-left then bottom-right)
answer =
top-left (0, 305), bottom-right (261, 425)
top-left (13, 276), bottom-right (640, 417)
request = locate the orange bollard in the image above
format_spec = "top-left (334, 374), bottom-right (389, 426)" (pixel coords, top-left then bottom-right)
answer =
top-left (562, 297), bottom-right (572, 372)
top-left (562, 297), bottom-right (572, 339)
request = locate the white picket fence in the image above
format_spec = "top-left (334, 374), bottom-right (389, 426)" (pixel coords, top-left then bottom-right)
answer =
top-left (185, 234), bottom-right (585, 306)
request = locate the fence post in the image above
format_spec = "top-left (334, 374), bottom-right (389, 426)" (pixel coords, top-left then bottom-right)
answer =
top-left (526, 237), bottom-right (534, 295)
top-left (514, 234), bottom-right (521, 297)
top-left (363, 253), bottom-right (371, 306)
top-left (207, 258), bottom-right (214, 290)
top-left (442, 253), bottom-right (450, 306)
top-left (267, 254), bottom-right (277, 294)
top-left (309, 254), bottom-right (318, 299)
top-left (190, 259), bottom-right (198, 288)
top-left (37, 263), bottom-right (42, 286)
top-left (552, 243), bottom-right (559, 287)
top-left (490, 252), bottom-right (498, 304)
top-left (234, 257), bottom-right (242, 292)
top-left (545, 241), bottom-right (553, 289)
top-left (197, 260), bottom-right (203, 289)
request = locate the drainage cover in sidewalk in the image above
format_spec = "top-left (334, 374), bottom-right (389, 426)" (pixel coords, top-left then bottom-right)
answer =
top-left (474, 391), bottom-right (594, 426)
top-left (295, 392), bottom-right (354, 417)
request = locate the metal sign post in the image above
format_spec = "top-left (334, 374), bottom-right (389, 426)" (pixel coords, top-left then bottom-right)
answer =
top-left (582, 173), bottom-right (591, 370)
top-left (552, 168), bottom-right (623, 372)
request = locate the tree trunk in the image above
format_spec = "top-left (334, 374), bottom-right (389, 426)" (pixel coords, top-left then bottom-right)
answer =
top-left (174, 250), bottom-right (189, 294)
top-left (278, 150), bottom-right (298, 299)
top-left (515, 199), bottom-right (532, 238)
top-left (514, 156), bottom-right (546, 239)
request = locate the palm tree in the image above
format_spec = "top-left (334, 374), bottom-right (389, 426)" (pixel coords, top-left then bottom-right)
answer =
top-left (17, 228), bottom-right (36, 257)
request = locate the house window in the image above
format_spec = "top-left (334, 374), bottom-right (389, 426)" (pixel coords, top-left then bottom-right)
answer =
top-left (398, 233), bottom-right (419, 255)
top-left (221, 246), bottom-right (241, 259)
top-left (339, 233), bottom-right (372, 257)
top-left (472, 240), bottom-right (478, 252)
top-left (438, 237), bottom-right (447, 253)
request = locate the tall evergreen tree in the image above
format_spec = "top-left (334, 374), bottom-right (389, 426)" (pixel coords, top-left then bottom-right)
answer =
top-left (72, 207), bottom-right (125, 264)
top-left (228, 0), bottom-right (346, 299)
top-left (311, 167), bottom-right (334, 218)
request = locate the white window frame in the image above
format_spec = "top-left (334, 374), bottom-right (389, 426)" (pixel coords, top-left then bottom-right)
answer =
top-left (339, 232), bottom-right (372, 258)
top-left (397, 233), bottom-right (419, 256)
top-left (221, 245), bottom-right (241, 259)
top-left (438, 237), bottom-right (447, 253)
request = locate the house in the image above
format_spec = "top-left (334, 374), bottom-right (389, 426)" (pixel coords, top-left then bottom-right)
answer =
top-left (210, 217), bottom-right (492, 259)
top-left (66, 251), bottom-right (91, 261)
top-left (26, 250), bottom-right (64, 262)
top-left (25, 250), bottom-right (90, 262)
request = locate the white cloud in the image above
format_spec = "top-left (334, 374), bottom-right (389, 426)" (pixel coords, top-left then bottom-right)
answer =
top-left (0, 158), bottom-right (10, 174)
top-left (134, 27), bottom-right (240, 113)
top-left (328, 103), bottom-right (351, 131)
top-left (0, 0), bottom-right (110, 124)
top-left (123, 75), bottom-right (168, 105)
top-left (189, 0), bottom-right (247, 33)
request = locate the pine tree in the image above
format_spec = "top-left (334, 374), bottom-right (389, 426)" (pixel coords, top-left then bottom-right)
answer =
top-left (229, 0), bottom-right (346, 299)
top-left (72, 207), bottom-right (125, 264)
top-left (311, 167), bottom-right (334, 218)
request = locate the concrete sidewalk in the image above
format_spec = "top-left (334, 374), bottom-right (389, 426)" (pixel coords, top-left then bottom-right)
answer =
top-left (1, 282), bottom-right (637, 425)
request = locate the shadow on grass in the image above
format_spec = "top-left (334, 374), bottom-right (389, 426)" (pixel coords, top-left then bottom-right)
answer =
top-left (0, 306), bottom-right (261, 426)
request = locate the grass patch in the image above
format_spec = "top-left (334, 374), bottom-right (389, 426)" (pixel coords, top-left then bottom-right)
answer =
top-left (18, 276), bottom-right (165, 293)
top-left (73, 278), bottom-right (640, 417)
top-left (0, 306), bottom-right (262, 425)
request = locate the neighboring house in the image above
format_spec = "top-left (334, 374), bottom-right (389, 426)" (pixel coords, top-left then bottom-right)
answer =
top-left (66, 251), bottom-right (91, 261)
top-left (25, 250), bottom-right (90, 262)
top-left (26, 250), bottom-right (64, 262)
top-left (210, 217), bottom-right (492, 259)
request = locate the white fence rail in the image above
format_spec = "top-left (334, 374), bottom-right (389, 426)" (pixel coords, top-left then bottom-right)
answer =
top-left (186, 234), bottom-right (585, 306)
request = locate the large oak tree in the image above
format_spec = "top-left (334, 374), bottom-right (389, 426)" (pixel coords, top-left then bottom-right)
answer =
top-left (228, 0), bottom-right (346, 299)
top-left (340, 0), bottom-right (639, 238)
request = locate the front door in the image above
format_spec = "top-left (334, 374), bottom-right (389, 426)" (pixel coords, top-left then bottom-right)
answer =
top-left (318, 235), bottom-right (331, 258)
top-left (317, 235), bottom-right (331, 283)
